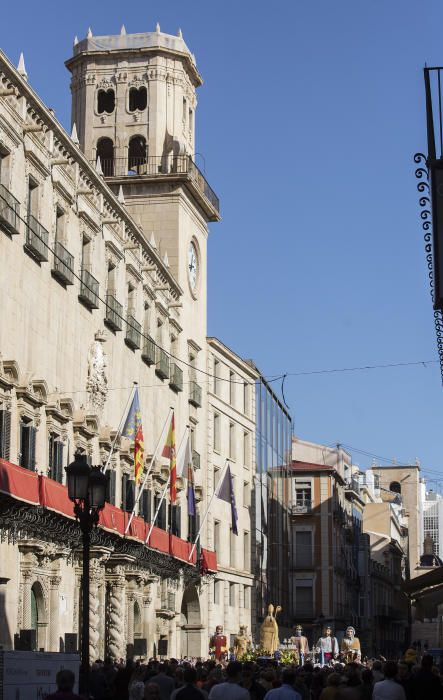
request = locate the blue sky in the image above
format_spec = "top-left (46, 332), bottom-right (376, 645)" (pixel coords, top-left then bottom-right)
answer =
top-left (2, 0), bottom-right (443, 482)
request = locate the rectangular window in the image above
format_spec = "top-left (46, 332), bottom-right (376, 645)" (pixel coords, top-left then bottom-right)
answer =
top-left (139, 488), bottom-right (151, 522)
top-left (243, 481), bottom-right (250, 508)
top-left (243, 382), bottom-right (250, 416)
top-left (213, 413), bottom-right (220, 452)
top-left (229, 423), bottom-right (235, 460)
top-left (0, 407), bottom-right (11, 460)
top-left (214, 579), bottom-right (221, 605)
top-left (214, 520), bottom-right (221, 554)
top-left (213, 359), bottom-right (220, 395)
top-left (48, 433), bottom-right (64, 483)
top-left (295, 531), bottom-right (313, 568)
top-left (19, 419), bottom-right (36, 471)
top-left (106, 469), bottom-right (117, 505)
top-left (170, 504), bottom-right (181, 537)
top-left (55, 206), bottom-right (65, 243)
top-left (27, 179), bottom-right (38, 218)
top-left (229, 527), bottom-right (236, 568)
top-left (188, 109), bottom-right (193, 132)
top-left (244, 531), bottom-right (250, 570)
top-left (0, 150), bottom-right (11, 187)
top-left (81, 235), bottom-right (91, 272)
top-left (154, 494), bottom-right (167, 530)
top-left (295, 581), bottom-right (313, 616)
top-left (229, 582), bottom-right (236, 607)
top-left (229, 371), bottom-right (235, 405)
top-left (243, 431), bottom-right (250, 467)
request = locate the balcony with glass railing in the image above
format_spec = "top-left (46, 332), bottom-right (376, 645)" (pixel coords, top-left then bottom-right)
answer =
top-left (52, 241), bottom-right (74, 285)
top-left (105, 294), bottom-right (123, 331)
top-left (0, 184), bottom-right (20, 235)
top-left (141, 335), bottom-right (156, 366)
top-left (189, 380), bottom-right (202, 408)
top-left (126, 314), bottom-right (141, 349)
top-left (25, 214), bottom-right (49, 262)
top-left (169, 363), bottom-right (183, 392)
top-left (78, 269), bottom-right (99, 309)
top-left (155, 348), bottom-right (170, 380)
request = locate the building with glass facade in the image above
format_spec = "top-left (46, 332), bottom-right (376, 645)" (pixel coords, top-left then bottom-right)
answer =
top-left (252, 372), bottom-right (293, 636)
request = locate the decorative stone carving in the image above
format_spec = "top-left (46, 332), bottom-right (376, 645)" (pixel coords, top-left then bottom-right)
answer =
top-left (108, 576), bottom-right (125, 659)
top-left (86, 333), bottom-right (108, 414)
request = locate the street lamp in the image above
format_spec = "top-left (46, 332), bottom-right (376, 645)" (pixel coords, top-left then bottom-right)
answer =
top-left (66, 453), bottom-right (107, 696)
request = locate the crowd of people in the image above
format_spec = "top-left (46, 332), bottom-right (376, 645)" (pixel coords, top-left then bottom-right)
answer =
top-left (50, 655), bottom-right (443, 700)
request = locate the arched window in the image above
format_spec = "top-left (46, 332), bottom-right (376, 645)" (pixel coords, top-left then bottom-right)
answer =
top-left (129, 87), bottom-right (147, 112)
top-left (128, 136), bottom-right (147, 174)
top-left (97, 89), bottom-right (115, 115)
top-left (31, 587), bottom-right (38, 631)
top-left (96, 138), bottom-right (114, 176)
top-left (390, 481), bottom-right (401, 494)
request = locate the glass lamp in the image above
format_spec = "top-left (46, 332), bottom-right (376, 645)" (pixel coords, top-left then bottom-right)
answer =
top-left (88, 467), bottom-right (107, 510)
top-left (66, 453), bottom-right (90, 501)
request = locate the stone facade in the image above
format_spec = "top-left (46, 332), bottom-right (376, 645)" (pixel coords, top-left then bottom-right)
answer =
top-left (0, 28), bottom-right (253, 659)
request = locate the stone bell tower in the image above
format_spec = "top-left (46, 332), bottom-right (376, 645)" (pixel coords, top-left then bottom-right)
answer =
top-left (65, 24), bottom-right (220, 335)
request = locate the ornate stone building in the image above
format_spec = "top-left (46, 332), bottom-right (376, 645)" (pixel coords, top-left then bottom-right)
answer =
top-left (0, 27), bottom-right (254, 659)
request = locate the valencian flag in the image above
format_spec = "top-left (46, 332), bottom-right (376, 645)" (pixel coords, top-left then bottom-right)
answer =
top-left (163, 413), bottom-right (177, 502)
top-left (185, 439), bottom-right (196, 517)
top-left (121, 388), bottom-right (144, 485)
top-left (215, 464), bottom-right (238, 535)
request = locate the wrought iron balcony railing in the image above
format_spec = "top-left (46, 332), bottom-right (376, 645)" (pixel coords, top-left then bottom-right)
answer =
top-left (169, 363), bottom-right (183, 392)
top-left (192, 450), bottom-right (201, 470)
top-left (155, 348), bottom-right (170, 380)
top-left (79, 268), bottom-right (99, 309)
top-left (105, 294), bottom-right (123, 331)
top-left (52, 241), bottom-right (74, 285)
top-left (141, 335), bottom-right (156, 366)
top-left (189, 380), bottom-right (202, 408)
top-left (290, 500), bottom-right (312, 515)
top-left (0, 184), bottom-right (20, 235)
top-left (126, 314), bottom-right (141, 349)
top-left (93, 155), bottom-right (220, 219)
top-left (25, 214), bottom-right (49, 262)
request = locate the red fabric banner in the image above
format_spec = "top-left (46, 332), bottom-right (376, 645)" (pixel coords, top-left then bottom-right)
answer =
top-left (0, 459), bottom-right (39, 504)
top-left (0, 459), bottom-right (217, 571)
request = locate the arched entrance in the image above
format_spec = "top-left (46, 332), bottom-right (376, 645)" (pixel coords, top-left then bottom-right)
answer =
top-left (30, 582), bottom-right (47, 650)
top-left (180, 585), bottom-right (202, 658)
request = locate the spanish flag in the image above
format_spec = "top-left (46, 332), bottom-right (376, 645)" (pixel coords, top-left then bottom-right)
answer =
top-left (121, 388), bottom-right (144, 485)
top-left (162, 413), bottom-right (177, 503)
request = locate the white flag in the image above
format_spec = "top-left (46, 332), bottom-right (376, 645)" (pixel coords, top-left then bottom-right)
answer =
top-left (176, 434), bottom-right (192, 477)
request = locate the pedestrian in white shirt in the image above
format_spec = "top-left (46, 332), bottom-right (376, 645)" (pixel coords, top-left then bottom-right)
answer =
top-left (372, 662), bottom-right (406, 700)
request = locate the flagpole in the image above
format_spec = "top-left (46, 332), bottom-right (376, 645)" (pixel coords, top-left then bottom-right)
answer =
top-left (124, 406), bottom-right (174, 535)
top-left (102, 382), bottom-right (137, 474)
top-left (188, 459), bottom-right (230, 562)
top-left (144, 425), bottom-right (189, 544)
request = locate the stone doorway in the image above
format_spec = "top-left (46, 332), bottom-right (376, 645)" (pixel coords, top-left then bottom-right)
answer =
top-left (180, 585), bottom-right (202, 658)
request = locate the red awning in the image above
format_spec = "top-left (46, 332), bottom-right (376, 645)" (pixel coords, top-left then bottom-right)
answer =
top-left (0, 458), bottom-right (216, 569)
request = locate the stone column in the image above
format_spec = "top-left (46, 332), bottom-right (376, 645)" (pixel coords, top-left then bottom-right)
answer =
top-left (127, 592), bottom-right (135, 658)
top-left (223, 580), bottom-right (229, 632)
top-left (108, 576), bottom-right (125, 660)
top-left (49, 576), bottom-right (61, 651)
top-left (142, 585), bottom-right (152, 657)
top-left (22, 570), bottom-right (33, 629)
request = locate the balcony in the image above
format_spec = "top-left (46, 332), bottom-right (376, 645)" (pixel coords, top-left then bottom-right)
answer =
top-left (25, 215), bottom-right (49, 262)
top-left (189, 380), bottom-right (202, 408)
top-left (290, 500), bottom-right (312, 515)
top-left (192, 450), bottom-right (201, 470)
top-left (79, 269), bottom-right (99, 309)
top-left (52, 241), bottom-right (74, 285)
top-left (126, 314), bottom-right (141, 350)
top-left (94, 155), bottom-right (220, 222)
top-left (0, 184), bottom-right (20, 234)
top-left (345, 477), bottom-right (361, 495)
top-left (155, 348), bottom-right (170, 380)
top-left (169, 363), bottom-right (183, 392)
top-left (141, 335), bottom-right (156, 366)
top-left (105, 294), bottom-right (123, 331)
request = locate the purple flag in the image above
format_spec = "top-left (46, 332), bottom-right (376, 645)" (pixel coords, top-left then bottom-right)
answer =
top-left (215, 465), bottom-right (238, 535)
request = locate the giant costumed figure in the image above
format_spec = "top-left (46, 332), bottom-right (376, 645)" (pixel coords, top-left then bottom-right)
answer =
top-left (340, 626), bottom-right (361, 662)
top-left (316, 625), bottom-right (339, 665)
top-left (210, 625), bottom-right (227, 661)
top-left (260, 604), bottom-right (281, 655)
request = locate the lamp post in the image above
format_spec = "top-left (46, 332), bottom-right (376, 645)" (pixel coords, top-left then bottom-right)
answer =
top-left (66, 453), bottom-right (107, 697)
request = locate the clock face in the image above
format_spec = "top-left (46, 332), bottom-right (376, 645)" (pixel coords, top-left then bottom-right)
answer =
top-left (188, 241), bottom-right (198, 293)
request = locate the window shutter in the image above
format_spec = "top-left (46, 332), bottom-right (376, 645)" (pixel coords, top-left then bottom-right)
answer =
top-left (159, 499), bottom-right (167, 530)
top-left (121, 474), bottom-right (128, 510)
top-left (29, 426), bottom-right (36, 471)
top-left (126, 479), bottom-right (135, 513)
top-left (108, 470), bottom-right (116, 505)
top-left (140, 489), bottom-right (151, 522)
top-left (55, 441), bottom-right (64, 483)
top-left (0, 409), bottom-right (11, 460)
top-left (48, 433), bottom-right (54, 473)
top-left (171, 505), bottom-right (181, 537)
